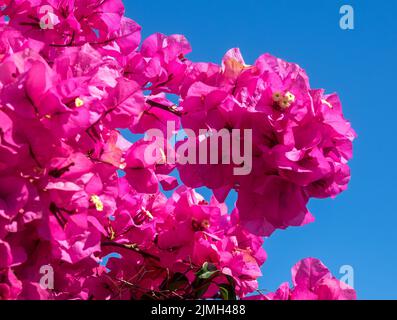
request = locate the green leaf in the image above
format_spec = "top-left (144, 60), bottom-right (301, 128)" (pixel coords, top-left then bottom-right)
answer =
top-left (196, 262), bottom-right (219, 279)
top-left (198, 270), bottom-right (218, 279)
top-left (218, 284), bottom-right (237, 300)
top-left (219, 285), bottom-right (229, 300)
top-left (168, 272), bottom-right (189, 291)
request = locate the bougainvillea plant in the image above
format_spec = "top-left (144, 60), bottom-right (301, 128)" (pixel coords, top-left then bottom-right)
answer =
top-left (0, 0), bottom-right (356, 300)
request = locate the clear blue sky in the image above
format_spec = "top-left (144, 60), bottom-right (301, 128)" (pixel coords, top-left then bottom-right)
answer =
top-left (124, 0), bottom-right (397, 299)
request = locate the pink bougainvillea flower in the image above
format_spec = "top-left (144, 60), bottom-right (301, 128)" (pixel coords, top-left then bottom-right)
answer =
top-left (237, 175), bottom-right (314, 236)
top-left (179, 49), bottom-right (356, 236)
top-left (249, 258), bottom-right (356, 300)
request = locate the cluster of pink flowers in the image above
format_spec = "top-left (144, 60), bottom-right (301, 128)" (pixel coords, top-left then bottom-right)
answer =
top-left (0, 0), bottom-right (355, 300)
top-left (247, 258), bottom-right (356, 300)
top-left (179, 48), bottom-right (356, 236)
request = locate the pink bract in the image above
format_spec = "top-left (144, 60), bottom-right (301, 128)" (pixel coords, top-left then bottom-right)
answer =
top-left (247, 258), bottom-right (356, 300)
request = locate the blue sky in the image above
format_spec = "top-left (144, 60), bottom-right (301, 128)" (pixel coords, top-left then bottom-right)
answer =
top-left (124, 0), bottom-right (397, 299)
